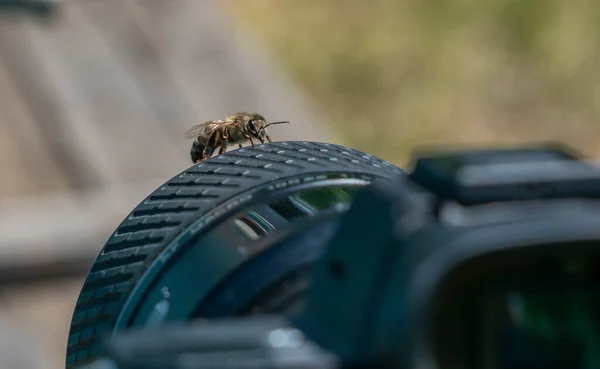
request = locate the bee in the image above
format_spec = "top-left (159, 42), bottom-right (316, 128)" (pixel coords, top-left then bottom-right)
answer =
top-left (184, 112), bottom-right (289, 163)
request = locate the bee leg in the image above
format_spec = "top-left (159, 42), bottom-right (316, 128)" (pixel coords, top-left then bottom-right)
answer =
top-left (202, 145), bottom-right (217, 161)
top-left (219, 140), bottom-right (228, 154)
top-left (238, 143), bottom-right (243, 149)
top-left (218, 129), bottom-right (229, 155)
top-left (243, 125), bottom-right (255, 146)
top-left (265, 134), bottom-right (272, 143)
top-left (202, 132), bottom-right (219, 160)
top-left (243, 134), bottom-right (255, 146)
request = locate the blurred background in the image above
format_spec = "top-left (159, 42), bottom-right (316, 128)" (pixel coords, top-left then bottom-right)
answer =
top-left (0, 0), bottom-right (599, 368)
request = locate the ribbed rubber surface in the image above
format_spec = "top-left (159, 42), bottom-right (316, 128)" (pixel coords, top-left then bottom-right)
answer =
top-left (65, 141), bottom-right (403, 368)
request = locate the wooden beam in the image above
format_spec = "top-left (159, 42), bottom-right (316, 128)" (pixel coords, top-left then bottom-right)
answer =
top-left (24, 2), bottom-right (187, 182)
top-left (0, 14), bottom-right (108, 189)
top-left (78, 0), bottom-right (197, 147)
top-left (126, 0), bottom-right (336, 143)
top-left (0, 36), bottom-right (70, 196)
top-left (0, 4), bottom-right (189, 188)
top-left (0, 180), bottom-right (164, 277)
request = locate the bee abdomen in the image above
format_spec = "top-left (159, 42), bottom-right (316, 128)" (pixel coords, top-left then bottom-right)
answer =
top-left (190, 138), bottom-right (206, 163)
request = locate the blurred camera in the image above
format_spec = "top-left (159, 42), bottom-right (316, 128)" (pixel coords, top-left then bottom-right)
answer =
top-left (68, 141), bottom-right (600, 369)
top-left (0, 0), bottom-right (60, 17)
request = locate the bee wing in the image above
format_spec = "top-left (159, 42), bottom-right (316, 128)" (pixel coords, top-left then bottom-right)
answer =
top-left (183, 124), bottom-right (207, 139)
top-left (184, 120), bottom-right (234, 139)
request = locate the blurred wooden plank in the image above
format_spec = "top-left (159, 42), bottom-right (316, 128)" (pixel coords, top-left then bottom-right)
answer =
top-left (0, 4), bottom-right (187, 187)
top-left (125, 0), bottom-right (265, 119)
top-left (28, 2), bottom-right (188, 181)
top-left (0, 43), bottom-right (69, 197)
top-left (78, 0), bottom-right (196, 147)
top-left (0, 314), bottom-right (46, 369)
top-left (0, 119), bottom-right (41, 197)
top-left (1, 278), bottom-right (84, 369)
top-left (126, 0), bottom-right (335, 143)
top-left (0, 180), bottom-right (164, 271)
top-left (0, 14), bottom-right (107, 189)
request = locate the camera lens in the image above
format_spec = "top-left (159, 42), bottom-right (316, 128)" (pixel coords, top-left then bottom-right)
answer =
top-left (65, 142), bottom-right (403, 369)
top-left (124, 183), bottom-right (362, 328)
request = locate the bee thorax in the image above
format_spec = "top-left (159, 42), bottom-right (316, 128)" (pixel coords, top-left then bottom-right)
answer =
top-left (228, 128), bottom-right (246, 143)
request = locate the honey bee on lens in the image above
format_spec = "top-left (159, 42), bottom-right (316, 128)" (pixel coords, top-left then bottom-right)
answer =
top-left (184, 112), bottom-right (289, 164)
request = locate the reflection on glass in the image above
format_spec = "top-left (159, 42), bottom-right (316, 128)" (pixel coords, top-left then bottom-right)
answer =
top-left (234, 186), bottom-right (361, 238)
top-left (293, 187), bottom-right (357, 211)
top-left (189, 182), bottom-right (365, 261)
top-left (497, 290), bottom-right (600, 369)
top-left (479, 257), bottom-right (600, 369)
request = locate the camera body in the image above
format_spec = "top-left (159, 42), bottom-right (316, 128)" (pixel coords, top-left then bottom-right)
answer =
top-left (80, 143), bottom-right (600, 369)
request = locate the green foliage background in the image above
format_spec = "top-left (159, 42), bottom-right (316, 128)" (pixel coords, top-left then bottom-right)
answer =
top-left (226, 0), bottom-right (600, 166)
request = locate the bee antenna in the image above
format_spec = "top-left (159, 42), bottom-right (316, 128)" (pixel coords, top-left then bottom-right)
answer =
top-left (265, 121), bottom-right (290, 127)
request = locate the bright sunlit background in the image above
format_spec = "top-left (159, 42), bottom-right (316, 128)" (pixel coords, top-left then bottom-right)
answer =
top-left (1, 1), bottom-right (599, 369)
top-left (227, 0), bottom-right (600, 163)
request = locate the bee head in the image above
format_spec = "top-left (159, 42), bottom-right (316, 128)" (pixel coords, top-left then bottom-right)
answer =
top-left (248, 114), bottom-right (267, 137)
top-left (231, 113), bottom-right (289, 141)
